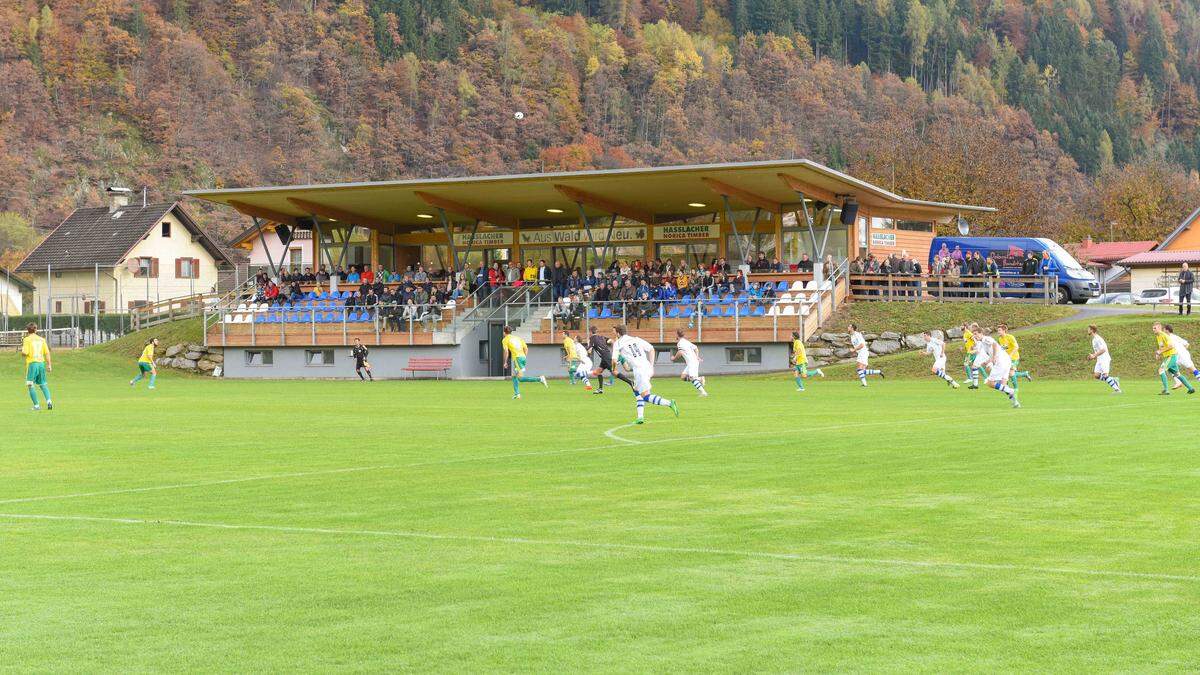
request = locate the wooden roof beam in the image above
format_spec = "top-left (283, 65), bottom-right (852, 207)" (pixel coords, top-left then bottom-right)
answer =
top-left (553, 184), bottom-right (655, 224)
top-left (414, 191), bottom-right (518, 228)
top-left (228, 200), bottom-right (300, 226)
top-left (776, 173), bottom-right (841, 206)
top-left (287, 197), bottom-right (397, 231)
top-left (701, 177), bottom-right (782, 213)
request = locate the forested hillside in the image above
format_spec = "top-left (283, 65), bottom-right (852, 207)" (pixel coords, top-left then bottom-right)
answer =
top-left (1, 0), bottom-right (1198, 263)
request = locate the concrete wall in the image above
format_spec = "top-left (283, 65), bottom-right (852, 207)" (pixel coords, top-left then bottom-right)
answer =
top-left (1, 276), bottom-right (27, 316)
top-left (525, 341), bottom-right (789, 378)
top-left (221, 339), bottom-right (789, 379)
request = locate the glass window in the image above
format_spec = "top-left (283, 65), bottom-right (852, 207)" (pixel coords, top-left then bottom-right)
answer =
top-left (656, 242), bottom-right (718, 269)
top-left (897, 220), bottom-right (933, 232)
top-left (305, 349), bottom-right (334, 366)
top-left (725, 234), bottom-right (775, 262)
top-left (871, 217), bottom-right (895, 230)
top-left (725, 347), bottom-right (762, 364)
top-left (161, 221), bottom-right (171, 237)
top-left (245, 350), bottom-right (273, 366)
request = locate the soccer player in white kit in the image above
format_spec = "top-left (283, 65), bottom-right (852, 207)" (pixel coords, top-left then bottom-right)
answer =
top-left (1165, 324), bottom-right (1200, 389)
top-left (848, 323), bottom-right (883, 386)
top-left (977, 327), bottom-right (1019, 407)
top-left (612, 324), bottom-right (679, 424)
top-left (571, 333), bottom-right (594, 390)
top-left (1087, 324), bottom-right (1121, 393)
top-left (921, 330), bottom-right (959, 388)
top-left (671, 329), bottom-right (708, 396)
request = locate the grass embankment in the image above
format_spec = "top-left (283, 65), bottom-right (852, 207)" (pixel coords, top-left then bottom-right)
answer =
top-left (828, 301), bottom-right (1077, 335)
top-left (827, 313), bottom-right (1200, 379)
top-left (92, 317), bottom-right (204, 357)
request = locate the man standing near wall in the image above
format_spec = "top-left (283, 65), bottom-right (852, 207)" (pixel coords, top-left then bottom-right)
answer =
top-left (1178, 263), bottom-right (1194, 316)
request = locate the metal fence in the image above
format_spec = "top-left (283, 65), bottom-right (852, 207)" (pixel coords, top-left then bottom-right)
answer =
top-left (0, 327), bottom-right (93, 349)
top-left (204, 300), bottom-right (464, 347)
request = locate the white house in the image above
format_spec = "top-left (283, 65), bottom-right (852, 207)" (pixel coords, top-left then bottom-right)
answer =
top-left (17, 191), bottom-right (233, 314)
top-left (1, 267), bottom-right (32, 316)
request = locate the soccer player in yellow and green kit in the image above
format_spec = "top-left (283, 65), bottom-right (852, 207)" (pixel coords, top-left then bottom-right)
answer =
top-left (996, 323), bottom-right (1031, 393)
top-left (21, 322), bottom-right (53, 411)
top-left (502, 325), bottom-right (547, 399)
top-left (562, 333), bottom-right (578, 384)
top-left (790, 330), bottom-right (824, 391)
top-left (1155, 321), bottom-right (1194, 395)
top-left (961, 323), bottom-right (981, 388)
top-left (130, 338), bottom-right (159, 389)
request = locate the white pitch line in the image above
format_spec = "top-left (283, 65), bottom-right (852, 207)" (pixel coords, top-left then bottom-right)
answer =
top-left (1, 512), bottom-right (1194, 583)
top-left (0, 400), bottom-right (1161, 507)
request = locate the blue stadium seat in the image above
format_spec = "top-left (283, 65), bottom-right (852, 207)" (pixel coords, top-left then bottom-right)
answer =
top-left (722, 293), bottom-right (734, 303)
top-left (340, 290), bottom-right (352, 299)
top-left (599, 306), bottom-right (613, 319)
top-left (346, 311), bottom-right (361, 322)
top-left (679, 305), bottom-right (694, 318)
top-left (667, 306), bottom-right (681, 318)
top-left (304, 291), bottom-right (316, 300)
top-left (705, 305), bottom-right (720, 318)
top-left (775, 281), bottom-right (788, 292)
top-left (751, 305), bottom-right (766, 316)
top-left (588, 307), bottom-right (599, 319)
top-left (736, 293), bottom-right (749, 303)
top-left (722, 305), bottom-right (736, 317)
top-left (318, 291), bottom-right (330, 300)
top-left (681, 294), bottom-right (693, 304)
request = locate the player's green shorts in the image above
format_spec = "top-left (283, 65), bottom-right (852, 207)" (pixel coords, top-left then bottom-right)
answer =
top-left (514, 356), bottom-right (527, 373)
top-left (1161, 355), bottom-right (1179, 373)
top-left (138, 362), bottom-right (154, 373)
top-left (794, 363), bottom-right (808, 377)
top-left (25, 362), bottom-right (46, 386)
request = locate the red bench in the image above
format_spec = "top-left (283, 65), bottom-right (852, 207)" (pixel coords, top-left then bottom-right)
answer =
top-left (401, 357), bottom-right (453, 379)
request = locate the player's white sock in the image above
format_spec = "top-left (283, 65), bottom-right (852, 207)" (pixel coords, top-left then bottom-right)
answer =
top-left (936, 369), bottom-right (955, 384)
top-left (644, 394), bottom-right (671, 407)
top-left (636, 399), bottom-right (645, 419)
top-left (1102, 375), bottom-right (1119, 390)
top-left (580, 375), bottom-right (590, 388)
top-left (993, 382), bottom-right (1015, 399)
top-left (856, 368), bottom-right (867, 385)
top-left (866, 369), bottom-right (881, 376)
top-left (689, 378), bottom-right (705, 394)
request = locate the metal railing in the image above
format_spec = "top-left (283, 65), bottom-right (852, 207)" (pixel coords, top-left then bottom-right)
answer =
top-left (204, 301), bottom-right (460, 347)
top-left (848, 274), bottom-right (1059, 304)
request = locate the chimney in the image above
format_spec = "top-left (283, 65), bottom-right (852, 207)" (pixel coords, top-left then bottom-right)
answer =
top-left (106, 186), bottom-right (132, 213)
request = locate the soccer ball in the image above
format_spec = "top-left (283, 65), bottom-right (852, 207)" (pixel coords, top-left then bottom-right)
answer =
top-left (514, 111), bottom-right (525, 120)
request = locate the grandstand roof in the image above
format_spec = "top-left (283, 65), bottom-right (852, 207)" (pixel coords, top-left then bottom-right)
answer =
top-left (184, 159), bottom-right (994, 230)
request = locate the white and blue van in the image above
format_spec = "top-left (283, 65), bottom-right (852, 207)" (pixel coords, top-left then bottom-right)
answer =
top-left (929, 236), bottom-right (1099, 304)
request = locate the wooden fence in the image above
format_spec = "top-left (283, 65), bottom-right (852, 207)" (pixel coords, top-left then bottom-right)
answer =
top-left (131, 292), bottom-right (219, 331)
top-left (848, 274), bottom-right (1059, 304)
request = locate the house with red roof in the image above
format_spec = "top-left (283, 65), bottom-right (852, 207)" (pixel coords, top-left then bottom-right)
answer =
top-left (1115, 207), bottom-right (1200, 295)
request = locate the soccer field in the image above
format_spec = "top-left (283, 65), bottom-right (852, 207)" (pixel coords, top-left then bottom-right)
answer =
top-left (3, 358), bottom-right (1200, 671)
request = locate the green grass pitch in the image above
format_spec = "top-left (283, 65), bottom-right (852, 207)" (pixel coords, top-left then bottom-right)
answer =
top-left (2, 345), bottom-right (1199, 670)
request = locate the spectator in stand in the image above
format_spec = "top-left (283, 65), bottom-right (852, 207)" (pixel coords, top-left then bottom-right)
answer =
top-left (361, 265), bottom-right (375, 284)
top-left (488, 261), bottom-right (503, 289)
top-left (537, 259), bottom-right (551, 286)
top-left (797, 253), bottom-right (813, 272)
top-left (567, 269), bottom-right (584, 295)
top-left (657, 280), bottom-right (678, 302)
top-left (583, 270), bottom-right (597, 293)
top-left (752, 252), bottom-right (770, 272)
top-left (506, 261), bottom-right (521, 285)
top-left (633, 291), bottom-right (655, 328)
top-left (413, 265), bottom-right (429, 284)
top-left (552, 261), bottom-right (568, 299)
top-left (522, 259), bottom-right (537, 285)
top-left (344, 265), bottom-right (360, 283)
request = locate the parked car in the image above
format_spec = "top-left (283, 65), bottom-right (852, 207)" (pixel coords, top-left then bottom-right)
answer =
top-left (1087, 292), bottom-right (1132, 305)
top-left (1133, 288), bottom-right (1180, 305)
top-left (929, 236), bottom-right (1099, 304)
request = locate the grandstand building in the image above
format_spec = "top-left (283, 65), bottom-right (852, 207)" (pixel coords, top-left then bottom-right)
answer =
top-left (186, 160), bottom-right (992, 378)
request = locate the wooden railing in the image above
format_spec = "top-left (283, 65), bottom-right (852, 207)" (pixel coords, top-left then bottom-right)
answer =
top-left (848, 274), bottom-right (1059, 304)
top-left (131, 292), bottom-right (219, 331)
